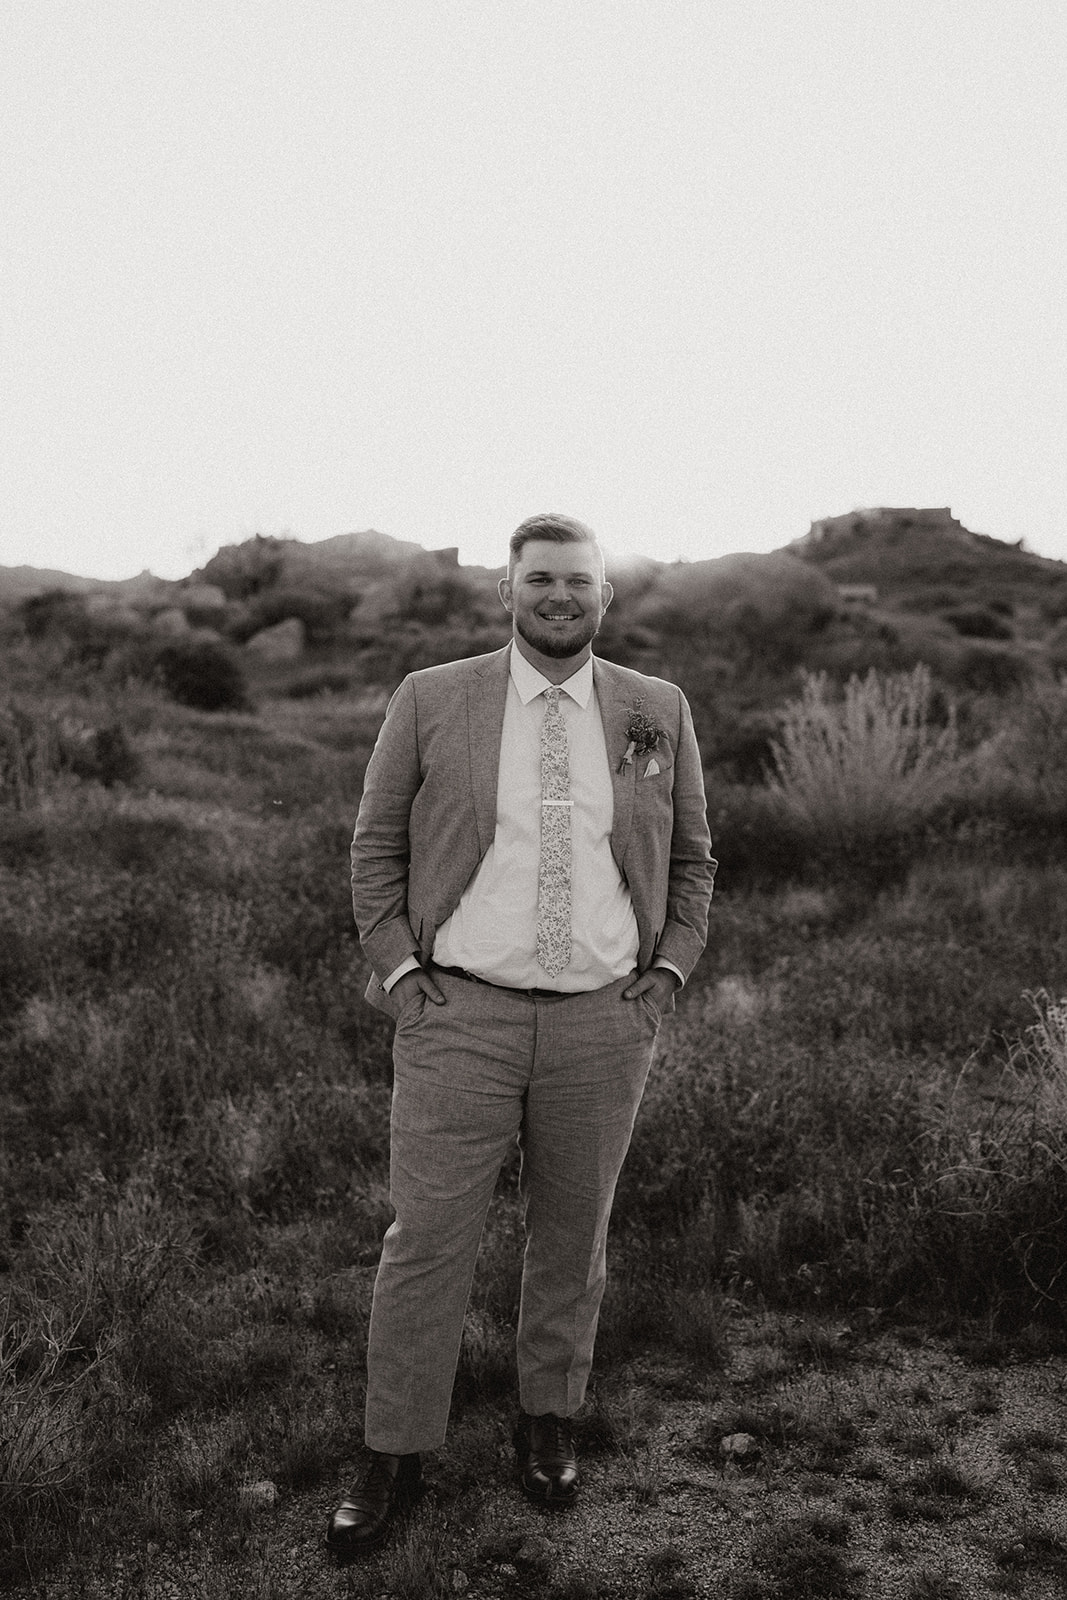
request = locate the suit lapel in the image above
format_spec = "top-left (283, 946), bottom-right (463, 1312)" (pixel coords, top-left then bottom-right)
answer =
top-left (594, 658), bottom-right (637, 865)
top-left (467, 646), bottom-right (511, 854)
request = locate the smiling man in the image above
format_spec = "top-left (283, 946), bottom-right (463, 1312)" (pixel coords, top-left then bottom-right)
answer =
top-left (327, 514), bottom-right (715, 1559)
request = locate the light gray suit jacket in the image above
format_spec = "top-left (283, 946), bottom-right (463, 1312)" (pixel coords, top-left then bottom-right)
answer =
top-left (351, 645), bottom-right (715, 1015)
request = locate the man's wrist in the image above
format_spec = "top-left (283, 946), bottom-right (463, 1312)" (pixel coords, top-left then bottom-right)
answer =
top-left (382, 956), bottom-right (421, 993)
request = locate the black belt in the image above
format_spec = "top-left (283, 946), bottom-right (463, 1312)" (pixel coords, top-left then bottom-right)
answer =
top-left (431, 963), bottom-right (573, 1001)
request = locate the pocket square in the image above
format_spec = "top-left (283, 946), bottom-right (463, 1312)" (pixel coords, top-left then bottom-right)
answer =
top-left (644, 758), bottom-right (661, 777)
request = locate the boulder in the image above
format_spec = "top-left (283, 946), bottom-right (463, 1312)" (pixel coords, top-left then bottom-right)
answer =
top-left (151, 607), bottom-right (190, 635)
top-left (244, 617), bottom-right (305, 662)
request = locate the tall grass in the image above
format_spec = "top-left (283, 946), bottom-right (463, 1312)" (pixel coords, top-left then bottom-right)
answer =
top-left (973, 678), bottom-right (1067, 830)
top-left (765, 666), bottom-right (961, 861)
top-left (614, 976), bottom-right (1067, 1324)
top-left (1014, 989), bottom-right (1067, 1099)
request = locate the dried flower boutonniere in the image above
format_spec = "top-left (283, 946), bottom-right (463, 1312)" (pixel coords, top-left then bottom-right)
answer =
top-left (618, 700), bottom-right (665, 773)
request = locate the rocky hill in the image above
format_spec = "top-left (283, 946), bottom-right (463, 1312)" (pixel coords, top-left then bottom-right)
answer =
top-left (6, 508), bottom-right (1064, 615)
top-left (4, 512), bottom-right (1066, 707)
top-left (0, 564), bottom-right (175, 604)
top-left (789, 507), bottom-right (1067, 621)
top-left (191, 529), bottom-right (447, 599)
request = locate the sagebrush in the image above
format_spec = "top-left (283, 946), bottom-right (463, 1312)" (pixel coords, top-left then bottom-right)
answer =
top-left (765, 665), bottom-right (961, 857)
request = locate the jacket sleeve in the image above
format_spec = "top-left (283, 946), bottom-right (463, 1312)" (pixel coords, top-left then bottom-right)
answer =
top-left (654, 688), bottom-right (716, 980)
top-left (350, 676), bottom-right (424, 982)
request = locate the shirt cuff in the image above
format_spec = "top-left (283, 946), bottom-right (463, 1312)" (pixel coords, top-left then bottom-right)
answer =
top-left (653, 957), bottom-right (685, 989)
top-left (383, 955), bottom-right (421, 993)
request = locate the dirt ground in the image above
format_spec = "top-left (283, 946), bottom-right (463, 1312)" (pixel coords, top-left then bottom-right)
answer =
top-left (21, 1312), bottom-right (1067, 1600)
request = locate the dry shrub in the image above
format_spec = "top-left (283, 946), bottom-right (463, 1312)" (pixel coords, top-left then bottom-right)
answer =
top-left (1015, 989), bottom-right (1067, 1101)
top-left (985, 679), bottom-right (1067, 824)
top-left (0, 700), bottom-right (139, 808)
top-left (766, 666), bottom-right (961, 861)
top-left (0, 1170), bottom-right (197, 1579)
top-left (0, 1299), bottom-right (116, 1580)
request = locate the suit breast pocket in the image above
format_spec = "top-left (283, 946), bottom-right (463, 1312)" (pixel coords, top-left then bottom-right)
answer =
top-left (639, 743), bottom-right (674, 782)
top-left (637, 752), bottom-right (674, 806)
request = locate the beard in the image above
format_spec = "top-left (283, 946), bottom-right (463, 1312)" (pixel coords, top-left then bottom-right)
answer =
top-left (514, 609), bottom-right (602, 659)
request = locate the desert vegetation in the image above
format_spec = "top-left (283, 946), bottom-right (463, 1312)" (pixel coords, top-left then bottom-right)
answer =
top-left (2, 520), bottom-right (1067, 1596)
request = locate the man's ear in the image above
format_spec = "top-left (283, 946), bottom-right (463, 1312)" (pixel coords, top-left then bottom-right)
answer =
top-left (602, 581), bottom-right (614, 610)
top-left (498, 576), bottom-right (513, 611)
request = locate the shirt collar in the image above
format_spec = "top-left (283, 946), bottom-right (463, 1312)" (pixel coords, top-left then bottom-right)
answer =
top-left (509, 644), bottom-right (594, 708)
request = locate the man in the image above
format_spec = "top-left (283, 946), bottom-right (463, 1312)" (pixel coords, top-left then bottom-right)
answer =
top-left (327, 513), bottom-right (714, 1557)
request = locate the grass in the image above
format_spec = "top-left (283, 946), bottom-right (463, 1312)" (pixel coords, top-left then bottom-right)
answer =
top-left (745, 1512), bottom-right (857, 1598)
top-left (1, 664), bottom-right (1067, 1589)
top-left (611, 963), bottom-right (1067, 1321)
top-left (764, 665), bottom-right (961, 862)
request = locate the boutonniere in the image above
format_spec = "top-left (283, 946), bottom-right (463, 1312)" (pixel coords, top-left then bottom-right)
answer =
top-left (618, 699), bottom-right (665, 773)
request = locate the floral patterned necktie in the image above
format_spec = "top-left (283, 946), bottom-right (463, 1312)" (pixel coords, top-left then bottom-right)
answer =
top-left (537, 685), bottom-right (572, 977)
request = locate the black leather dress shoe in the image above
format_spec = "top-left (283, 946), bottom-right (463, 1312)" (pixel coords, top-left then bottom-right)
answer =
top-left (325, 1451), bottom-right (422, 1558)
top-left (515, 1413), bottom-right (580, 1505)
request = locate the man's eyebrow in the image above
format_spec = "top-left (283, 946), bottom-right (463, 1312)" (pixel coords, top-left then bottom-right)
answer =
top-left (524, 568), bottom-right (597, 579)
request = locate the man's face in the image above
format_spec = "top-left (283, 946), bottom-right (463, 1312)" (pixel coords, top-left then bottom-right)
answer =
top-left (499, 539), bottom-right (614, 662)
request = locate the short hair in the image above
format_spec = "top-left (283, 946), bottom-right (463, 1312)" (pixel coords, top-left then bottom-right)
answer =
top-left (508, 513), bottom-right (604, 576)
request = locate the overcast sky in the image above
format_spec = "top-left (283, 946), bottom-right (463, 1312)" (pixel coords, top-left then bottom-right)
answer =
top-left (3, 1), bottom-right (1066, 581)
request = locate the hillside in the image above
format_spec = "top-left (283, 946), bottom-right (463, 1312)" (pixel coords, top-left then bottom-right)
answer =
top-left (0, 563), bottom-right (176, 604)
top-left (0, 530), bottom-right (441, 607)
top-left (7, 508), bottom-right (1066, 617)
top-left (192, 528), bottom-right (444, 598)
top-left (3, 513), bottom-right (1066, 738)
top-left (788, 507), bottom-right (1067, 626)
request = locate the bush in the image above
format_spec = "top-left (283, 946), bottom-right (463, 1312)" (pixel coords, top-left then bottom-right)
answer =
top-left (951, 646), bottom-right (1032, 696)
top-left (392, 561), bottom-right (477, 627)
top-left (704, 782), bottom-right (809, 888)
top-left (702, 708), bottom-right (780, 784)
top-left (0, 1291), bottom-right (119, 1579)
top-left (764, 666), bottom-right (962, 865)
top-left (0, 703), bottom-right (57, 808)
top-left (942, 606), bottom-right (1013, 640)
top-left (18, 591), bottom-right (144, 673)
top-left (0, 702), bottom-right (140, 808)
top-left (982, 680), bottom-right (1067, 825)
top-left (1049, 621), bottom-right (1067, 675)
top-left (153, 638), bottom-right (249, 712)
top-left (356, 621), bottom-right (510, 685)
top-left (66, 722), bottom-right (140, 787)
top-left (1040, 586), bottom-right (1067, 625)
top-left (19, 589), bottom-right (89, 642)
